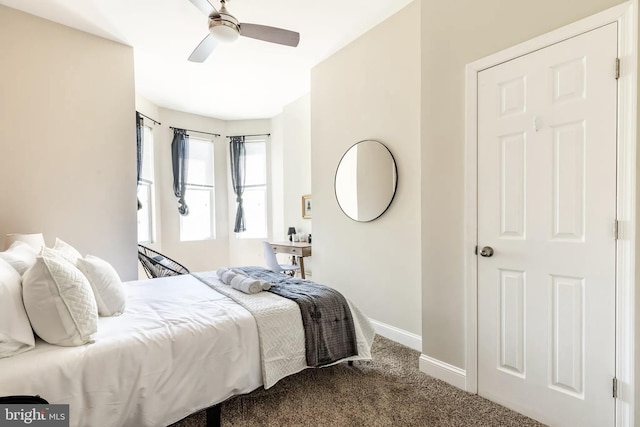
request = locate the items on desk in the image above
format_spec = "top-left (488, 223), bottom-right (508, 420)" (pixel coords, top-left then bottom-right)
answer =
top-left (287, 227), bottom-right (296, 242)
top-left (286, 228), bottom-right (309, 243)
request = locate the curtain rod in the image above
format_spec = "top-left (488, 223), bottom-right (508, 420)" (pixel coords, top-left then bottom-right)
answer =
top-left (170, 126), bottom-right (221, 137)
top-left (226, 133), bottom-right (271, 138)
top-left (137, 112), bottom-right (161, 126)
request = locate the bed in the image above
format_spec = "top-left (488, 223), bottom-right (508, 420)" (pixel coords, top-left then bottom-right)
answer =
top-left (0, 271), bottom-right (375, 427)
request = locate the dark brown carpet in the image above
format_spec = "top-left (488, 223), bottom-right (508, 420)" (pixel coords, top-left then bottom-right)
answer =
top-left (170, 335), bottom-right (545, 426)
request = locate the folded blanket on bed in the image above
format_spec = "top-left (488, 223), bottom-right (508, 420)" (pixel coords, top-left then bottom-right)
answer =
top-left (234, 266), bottom-right (358, 367)
top-left (193, 270), bottom-right (375, 388)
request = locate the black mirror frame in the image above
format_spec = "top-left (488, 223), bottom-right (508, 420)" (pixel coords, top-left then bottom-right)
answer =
top-left (334, 140), bottom-right (398, 223)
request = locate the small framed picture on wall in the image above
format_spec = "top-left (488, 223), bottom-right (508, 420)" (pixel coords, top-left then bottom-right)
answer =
top-left (302, 194), bottom-right (312, 219)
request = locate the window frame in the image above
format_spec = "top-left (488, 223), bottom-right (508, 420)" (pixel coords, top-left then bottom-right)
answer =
top-left (179, 136), bottom-right (216, 242)
top-left (137, 123), bottom-right (156, 244)
top-left (235, 137), bottom-right (268, 239)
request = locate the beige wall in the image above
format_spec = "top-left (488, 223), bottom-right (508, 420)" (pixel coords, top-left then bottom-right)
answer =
top-left (280, 95), bottom-right (313, 272)
top-left (311, 1), bottom-right (422, 336)
top-left (282, 94), bottom-right (312, 239)
top-left (310, 0), bottom-right (631, 369)
top-left (420, 0), bottom-right (626, 368)
top-left (270, 113), bottom-right (286, 244)
top-left (0, 5), bottom-right (137, 279)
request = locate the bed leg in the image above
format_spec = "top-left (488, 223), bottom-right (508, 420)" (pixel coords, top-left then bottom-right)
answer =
top-left (206, 404), bottom-right (221, 427)
top-left (348, 361), bottom-right (353, 366)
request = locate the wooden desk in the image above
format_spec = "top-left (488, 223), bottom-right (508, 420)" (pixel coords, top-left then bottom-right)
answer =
top-left (270, 242), bottom-right (312, 279)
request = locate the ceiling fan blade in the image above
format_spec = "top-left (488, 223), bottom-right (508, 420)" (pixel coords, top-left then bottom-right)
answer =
top-left (187, 0), bottom-right (217, 16)
top-left (239, 23), bottom-right (300, 47)
top-left (188, 34), bottom-right (218, 62)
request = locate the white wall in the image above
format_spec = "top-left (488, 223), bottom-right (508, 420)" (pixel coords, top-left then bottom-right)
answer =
top-left (0, 5), bottom-right (137, 279)
top-left (311, 1), bottom-right (422, 337)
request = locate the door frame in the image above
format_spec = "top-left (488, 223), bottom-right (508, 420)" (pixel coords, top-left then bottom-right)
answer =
top-left (464, 2), bottom-right (637, 425)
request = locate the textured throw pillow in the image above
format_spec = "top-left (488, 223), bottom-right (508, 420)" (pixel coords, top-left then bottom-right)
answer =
top-left (22, 248), bottom-right (98, 346)
top-left (0, 258), bottom-right (35, 358)
top-left (52, 238), bottom-right (83, 266)
top-left (0, 241), bottom-right (37, 275)
top-left (76, 255), bottom-right (126, 317)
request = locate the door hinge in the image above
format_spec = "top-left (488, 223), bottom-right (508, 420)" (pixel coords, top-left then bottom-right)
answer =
top-left (616, 58), bottom-right (621, 80)
top-left (613, 377), bottom-right (618, 398)
top-left (614, 219), bottom-right (619, 240)
top-left (475, 245), bottom-right (478, 255)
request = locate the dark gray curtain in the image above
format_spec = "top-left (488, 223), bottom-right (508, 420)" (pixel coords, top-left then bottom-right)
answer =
top-left (230, 136), bottom-right (246, 232)
top-left (171, 128), bottom-right (190, 215)
top-left (136, 112), bottom-right (144, 211)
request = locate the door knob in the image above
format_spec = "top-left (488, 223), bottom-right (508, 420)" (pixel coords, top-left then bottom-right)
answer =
top-left (480, 246), bottom-right (494, 257)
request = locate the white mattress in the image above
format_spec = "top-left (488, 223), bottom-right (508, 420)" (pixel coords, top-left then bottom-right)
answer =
top-left (0, 275), bottom-right (263, 427)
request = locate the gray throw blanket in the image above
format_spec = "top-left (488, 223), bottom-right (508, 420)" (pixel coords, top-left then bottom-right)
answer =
top-left (235, 266), bottom-right (358, 367)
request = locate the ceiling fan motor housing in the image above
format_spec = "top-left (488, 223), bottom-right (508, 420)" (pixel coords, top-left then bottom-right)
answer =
top-left (208, 7), bottom-right (240, 42)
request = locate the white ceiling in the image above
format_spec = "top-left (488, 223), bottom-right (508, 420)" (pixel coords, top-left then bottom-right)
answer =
top-left (0, 0), bottom-right (413, 120)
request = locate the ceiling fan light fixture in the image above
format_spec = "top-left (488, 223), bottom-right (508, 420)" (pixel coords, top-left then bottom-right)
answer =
top-left (208, 5), bottom-right (240, 43)
top-left (209, 20), bottom-right (240, 42)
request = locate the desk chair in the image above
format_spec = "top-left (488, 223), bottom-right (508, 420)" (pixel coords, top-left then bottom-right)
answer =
top-left (263, 241), bottom-right (300, 277)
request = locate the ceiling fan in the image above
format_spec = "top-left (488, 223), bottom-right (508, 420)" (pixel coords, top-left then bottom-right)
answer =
top-left (187, 0), bottom-right (300, 62)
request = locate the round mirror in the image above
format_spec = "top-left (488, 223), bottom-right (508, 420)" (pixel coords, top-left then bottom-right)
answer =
top-left (334, 140), bottom-right (398, 222)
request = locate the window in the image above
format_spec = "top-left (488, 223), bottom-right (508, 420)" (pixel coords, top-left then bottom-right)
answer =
top-left (180, 137), bottom-right (215, 241)
top-left (237, 138), bottom-right (267, 239)
top-left (137, 125), bottom-right (156, 243)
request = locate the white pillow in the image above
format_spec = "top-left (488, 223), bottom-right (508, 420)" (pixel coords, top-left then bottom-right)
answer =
top-left (0, 258), bottom-right (35, 358)
top-left (77, 255), bottom-right (126, 317)
top-left (53, 238), bottom-right (83, 266)
top-left (0, 241), bottom-right (37, 275)
top-left (22, 248), bottom-right (98, 346)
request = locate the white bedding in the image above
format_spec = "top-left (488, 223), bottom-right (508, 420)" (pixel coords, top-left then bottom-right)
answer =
top-left (0, 272), bottom-right (375, 427)
top-left (0, 275), bottom-right (263, 427)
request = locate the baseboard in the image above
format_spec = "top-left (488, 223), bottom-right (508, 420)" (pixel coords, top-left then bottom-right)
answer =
top-left (368, 319), bottom-right (466, 390)
top-left (369, 319), bottom-right (422, 351)
top-left (419, 354), bottom-right (467, 391)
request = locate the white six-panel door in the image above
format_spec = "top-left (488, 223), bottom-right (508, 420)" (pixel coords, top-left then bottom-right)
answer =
top-left (477, 23), bottom-right (618, 427)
